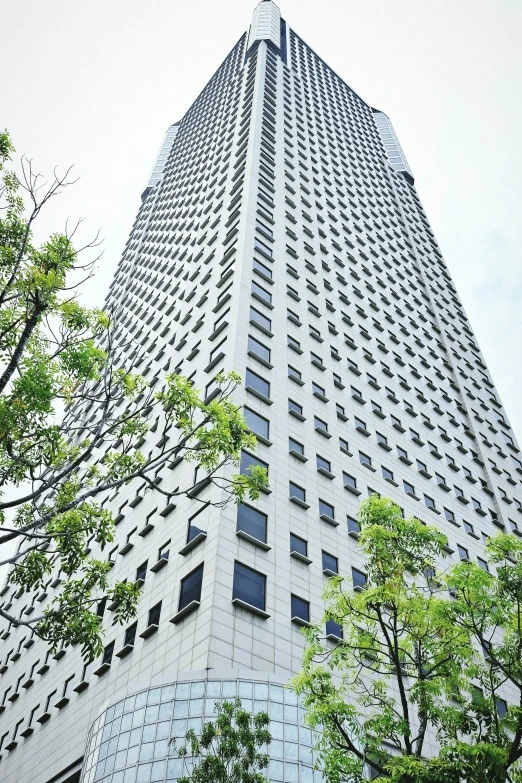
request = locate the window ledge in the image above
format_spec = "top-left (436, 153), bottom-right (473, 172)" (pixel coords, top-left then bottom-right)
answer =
top-left (323, 568), bottom-right (339, 577)
top-left (288, 374), bottom-right (305, 386)
top-left (292, 616), bottom-right (311, 628)
top-left (139, 623), bottom-right (159, 639)
top-left (344, 484), bottom-right (361, 496)
top-left (289, 449), bottom-right (307, 462)
top-left (171, 600), bottom-right (200, 625)
top-left (384, 477), bottom-right (399, 487)
top-left (290, 496), bottom-right (310, 509)
top-left (361, 462), bottom-right (376, 472)
top-left (320, 513), bottom-right (338, 527)
top-left (378, 441), bottom-right (392, 451)
top-left (93, 662), bottom-right (111, 676)
top-left (236, 529), bottom-right (271, 551)
top-left (314, 392), bottom-right (329, 403)
top-left (138, 523), bottom-right (154, 538)
top-left (326, 633), bottom-right (343, 643)
top-left (116, 643), bottom-right (134, 659)
top-left (36, 711), bottom-right (51, 724)
top-left (317, 467), bottom-right (335, 479)
top-left (291, 551), bottom-right (312, 565)
top-left (289, 409), bottom-right (306, 421)
top-left (150, 556), bottom-right (169, 573)
top-left (55, 696), bottom-right (70, 709)
top-left (246, 386), bottom-right (272, 405)
top-left (232, 598), bottom-right (270, 619)
top-left (73, 680), bottom-right (89, 694)
top-left (247, 351), bottom-right (273, 369)
top-left (355, 425), bottom-right (370, 437)
top-left (179, 532), bottom-right (207, 556)
top-left (315, 427), bottom-right (331, 439)
top-left (419, 469), bottom-right (432, 478)
top-left (119, 542), bottom-right (134, 556)
top-left (250, 431), bottom-right (272, 447)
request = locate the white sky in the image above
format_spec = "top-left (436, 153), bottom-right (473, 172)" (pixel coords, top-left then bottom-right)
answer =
top-left (3, 0), bottom-right (522, 443)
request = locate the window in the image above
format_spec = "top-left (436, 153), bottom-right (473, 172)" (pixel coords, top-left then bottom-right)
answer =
top-left (343, 472), bottom-right (357, 489)
top-left (477, 557), bottom-right (489, 573)
top-left (326, 619), bottom-right (343, 639)
top-left (496, 697), bottom-right (508, 717)
top-left (250, 306), bottom-right (271, 333)
top-left (240, 451), bottom-right (268, 480)
top-left (291, 595), bottom-right (310, 624)
top-left (457, 544), bottom-right (469, 561)
top-left (233, 562), bottom-right (266, 612)
top-left (314, 416), bottom-right (328, 433)
top-left (253, 257), bottom-right (273, 280)
top-left (319, 500), bottom-right (335, 520)
top-left (339, 437), bottom-right (350, 454)
top-left (316, 456), bottom-right (331, 474)
top-left (236, 504), bottom-right (267, 543)
top-left (288, 399), bottom-right (303, 417)
top-left (359, 451), bottom-right (371, 466)
top-left (158, 540), bottom-right (170, 562)
top-left (248, 335), bottom-right (271, 363)
top-left (352, 568), bottom-right (367, 591)
top-left (244, 408), bottom-right (270, 440)
top-left (289, 482), bottom-right (306, 502)
top-left (123, 622), bottom-right (137, 648)
top-left (187, 505), bottom-right (208, 543)
top-left (289, 437), bottom-right (304, 455)
top-left (148, 602), bottom-right (162, 627)
top-left (102, 641), bottom-right (114, 666)
top-left (354, 416), bottom-right (367, 431)
top-left (288, 365), bottom-right (302, 381)
top-left (347, 515), bottom-right (360, 535)
top-left (252, 281), bottom-right (272, 305)
top-left (404, 481), bottom-right (416, 496)
top-left (382, 466), bottom-right (394, 481)
top-left (290, 533), bottom-right (308, 557)
top-left (313, 381), bottom-right (326, 397)
top-left (376, 432), bottom-right (388, 445)
top-left (444, 508), bottom-right (456, 523)
top-left (255, 237), bottom-right (272, 257)
top-left (287, 335), bottom-right (301, 350)
top-left (246, 368), bottom-right (270, 399)
top-left (322, 551), bottom-right (338, 574)
top-left (179, 564), bottom-right (204, 611)
top-left (424, 495), bottom-right (436, 509)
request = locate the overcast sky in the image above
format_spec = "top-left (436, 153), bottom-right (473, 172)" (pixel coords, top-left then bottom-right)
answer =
top-left (3, 0), bottom-right (522, 440)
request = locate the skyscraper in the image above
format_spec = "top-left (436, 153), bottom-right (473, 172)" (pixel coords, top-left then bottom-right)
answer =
top-left (1, 2), bottom-right (521, 782)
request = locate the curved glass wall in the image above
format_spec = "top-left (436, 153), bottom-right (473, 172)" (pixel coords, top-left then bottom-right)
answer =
top-left (80, 674), bottom-right (321, 783)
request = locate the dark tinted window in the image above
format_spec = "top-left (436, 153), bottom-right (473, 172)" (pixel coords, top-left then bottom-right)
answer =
top-left (179, 564), bottom-right (204, 611)
top-left (233, 562), bottom-right (266, 611)
top-left (236, 504), bottom-right (267, 542)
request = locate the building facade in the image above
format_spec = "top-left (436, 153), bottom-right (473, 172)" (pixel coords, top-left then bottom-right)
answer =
top-left (1, 2), bottom-right (521, 782)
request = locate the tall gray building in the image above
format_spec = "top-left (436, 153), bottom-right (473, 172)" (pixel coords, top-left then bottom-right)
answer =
top-left (1, 2), bottom-right (521, 782)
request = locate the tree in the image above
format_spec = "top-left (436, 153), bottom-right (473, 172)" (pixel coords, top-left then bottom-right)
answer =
top-left (0, 130), bottom-right (267, 660)
top-left (171, 698), bottom-right (271, 783)
top-left (291, 495), bottom-right (522, 783)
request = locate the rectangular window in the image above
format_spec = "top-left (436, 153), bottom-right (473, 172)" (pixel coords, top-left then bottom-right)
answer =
top-left (347, 515), bottom-right (360, 535)
top-left (343, 472), bottom-right (357, 489)
top-left (326, 619), bottom-right (343, 639)
top-left (179, 564), bottom-right (204, 611)
top-left (255, 237), bottom-right (272, 257)
top-left (352, 568), bottom-right (367, 590)
top-left (289, 437), bottom-right (304, 455)
top-left (457, 545), bottom-right (469, 561)
top-left (251, 281), bottom-right (272, 305)
top-left (291, 595), bottom-right (310, 623)
top-left (316, 455), bottom-right (331, 472)
top-left (245, 368), bottom-right (270, 399)
top-left (376, 432), bottom-right (388, 445)
top-left (404, 481), bottom-right (415, 495)
top-left (102, 641), bottom-right (114, 665)
top-left (288, 399), bottom-right (303, 416)
top-left (314, 416), bottom-right (328, 433)
top-left (248, 335), bottom-right (271, 363)
top-left (322, 551), bottom-right (338, 574)
top-left (253, 257), bottom-right (273, 280)
top-left (319, 500), bottom-right (335, 519)
top-left (249, 306), bottom-right (271, 333)
top-left (288, 365), bottom-right (302, 380)
top-left (233, 562), bottom-right (266, 611)
top-left (244, 408), bottom-right (270, 440)
top-left (236, 504), bottom-right (267, 543)
top-left (290, 533), bottom-right (308, 557)
top-left (124, 622), bottom-right (137, 647)
top-left (148, 602), bottom-right (162, 627)
top-left (382, 466), bottom-right (394, 481)
top-left (240, 451), bottom-right (268, 480)
top-left (424, 495), bottom-right (435, 509)
top-left (289, 482), bottom-right (306, 501)
top-left (359, 451), bottom-right (371, 466)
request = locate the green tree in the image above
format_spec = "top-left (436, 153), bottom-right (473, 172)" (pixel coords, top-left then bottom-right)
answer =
top-left (0, 130), bottom-right (267, 660)
top-left (291, 495), bottom-right (522, 783)
top-left (171, 698), bottom-right (271, 783)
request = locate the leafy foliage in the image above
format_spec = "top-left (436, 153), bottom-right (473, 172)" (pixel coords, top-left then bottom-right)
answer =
top-left (171, 698), bottom-right (271, 783)
top-left (0, 131), bottom-right (267, 659)
top-left (291, 495), bottom-right (522, 783)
